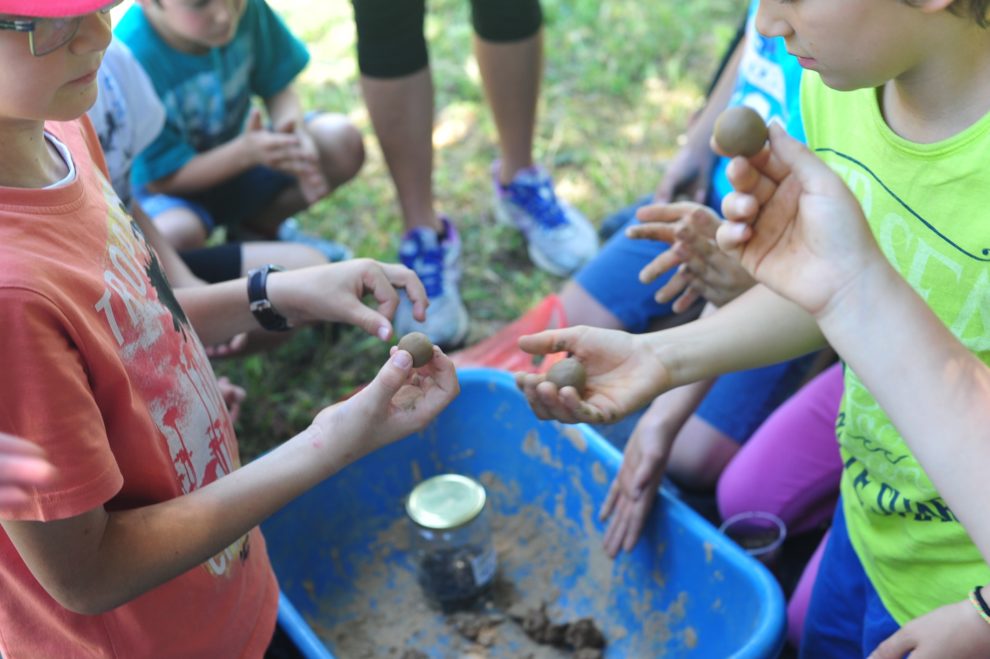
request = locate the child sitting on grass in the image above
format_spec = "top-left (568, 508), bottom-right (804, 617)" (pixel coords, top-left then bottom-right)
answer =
top-left (118, 0), bottom-right (363, 263)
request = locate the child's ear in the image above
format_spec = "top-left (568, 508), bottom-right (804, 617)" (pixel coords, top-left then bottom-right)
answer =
top-left (910, 0), bottom-right (957, 14)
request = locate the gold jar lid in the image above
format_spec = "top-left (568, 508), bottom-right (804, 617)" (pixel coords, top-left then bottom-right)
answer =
top-left (406, 474), bottom-right (487, 530)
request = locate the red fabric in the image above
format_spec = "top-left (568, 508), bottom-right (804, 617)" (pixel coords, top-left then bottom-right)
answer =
top-left (0, 119), bottom-right (277, 658)
top-left (0, 1), bottom-right (111, 17)
top-left (451, 294), bottom-right (569, 373)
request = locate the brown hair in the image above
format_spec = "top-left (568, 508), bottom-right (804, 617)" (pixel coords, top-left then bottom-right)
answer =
top-left (910, 0), bottom-right (990, 27)
top-left (955, 0), bottom-right (990, 26)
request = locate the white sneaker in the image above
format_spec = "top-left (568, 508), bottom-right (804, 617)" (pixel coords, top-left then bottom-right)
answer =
top-left (492, 162), bottom-right (598, 276)
top-left (394, 216), bottom-right (469, 349)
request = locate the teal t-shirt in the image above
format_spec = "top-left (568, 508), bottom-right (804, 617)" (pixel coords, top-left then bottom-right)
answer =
top-left (802, 72), bottom-right (990, 624)
top-left (116, 0), bottom-right (310, 188)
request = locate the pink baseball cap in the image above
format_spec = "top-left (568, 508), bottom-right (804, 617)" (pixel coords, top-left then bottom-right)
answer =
top-left (0, 1), bottom-right (115, 17)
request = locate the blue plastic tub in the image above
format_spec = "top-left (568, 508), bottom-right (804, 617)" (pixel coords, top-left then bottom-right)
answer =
top-left (262, 368), bottom-right (786, 658)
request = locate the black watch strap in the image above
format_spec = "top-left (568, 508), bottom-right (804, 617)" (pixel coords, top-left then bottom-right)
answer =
top-left (247, 264), bottom-right (291, 332)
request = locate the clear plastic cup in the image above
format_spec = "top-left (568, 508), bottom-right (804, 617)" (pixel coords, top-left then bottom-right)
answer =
top-left (718, 511), bottom-right (787, 566)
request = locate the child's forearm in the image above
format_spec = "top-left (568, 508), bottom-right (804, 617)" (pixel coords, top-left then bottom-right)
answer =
top-left (264, 86), bottom-right (304, 131)
top-left (145, 139), bottom-right (255, 196)
top-left (1, 423), bottom-right (352, 615)
top-left (651, 284), bottom-right (826, 388)
top-left (173, 278), bottom-right (257, 345)
top-left (816, 260), bottom-right (990, 560)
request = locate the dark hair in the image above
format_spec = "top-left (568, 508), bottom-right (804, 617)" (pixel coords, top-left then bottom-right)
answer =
top-left (956, 0), bottom-right (990, 26)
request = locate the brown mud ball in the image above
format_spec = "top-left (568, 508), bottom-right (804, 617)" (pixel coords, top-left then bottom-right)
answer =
top-left (397, 331), bottom-right (435, 368)
top-left (714, 106), bottom-right (769, 158)
top-left (546, 357), bottom-right (587, 395)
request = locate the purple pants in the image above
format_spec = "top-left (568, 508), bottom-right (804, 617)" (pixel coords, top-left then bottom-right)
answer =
top-left (716, 362), bottom-right (844, 648)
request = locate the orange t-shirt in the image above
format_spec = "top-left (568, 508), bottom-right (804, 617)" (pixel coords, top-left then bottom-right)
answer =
top-left (0, 119), bottom-right (278, 658)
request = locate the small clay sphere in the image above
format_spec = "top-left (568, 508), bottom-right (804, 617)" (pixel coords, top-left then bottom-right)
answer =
top-left (398, 332), bottom-right (435, 368)
top-left (546, 357), bottom-right (587, 394)
top-left (714, 106), bottom-right (768, 158)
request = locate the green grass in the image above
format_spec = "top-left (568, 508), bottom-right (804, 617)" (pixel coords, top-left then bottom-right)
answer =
top-left (220, 0), bottom-right (742, 459)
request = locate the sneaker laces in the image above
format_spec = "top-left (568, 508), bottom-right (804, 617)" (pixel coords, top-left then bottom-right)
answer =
top-left (399, 230), bottom-right (444, 298)
top-left (503, 175), bottom-right (569, 230)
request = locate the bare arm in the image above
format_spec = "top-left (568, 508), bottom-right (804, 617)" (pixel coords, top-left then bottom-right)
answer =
top-left (516, 283), bottom-right (823, 425)
top-left (174, 259), bottom-right (428, 347)
top-left (1, 349), bottom-right (459, 614)
top-left (145, 137), bottom-right (256, 195)
top-left (264, 86), bottom-right (304, 132)
top-left (146, 103), bottom-right (306, 196)
top-left (818, 262), bottom-right (990, 557)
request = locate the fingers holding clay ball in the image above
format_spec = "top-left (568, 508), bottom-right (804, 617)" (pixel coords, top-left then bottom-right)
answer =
top-left (714, 106), bottom-right (768, 158)
top-left (546, 357), bottom-right (587, 395)
top-left (397, 332), bottom-right (435, 368)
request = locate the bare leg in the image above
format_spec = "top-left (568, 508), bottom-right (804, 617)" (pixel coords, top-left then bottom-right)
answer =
top-left (559, 280), bottom-right (625, 330)
top-left (666, 416), bottom-right (740, 491)
top-left (474, 31), bottom-right (542, 184)
top-left (360, 68), bottom-right (440, 232)
top-left (244, 115), bottom-right (365, 239)
top-left (152, 207), bottom-right (209, 251)
top-left (306, 113), bottom-right (366, 190)
top-left (239, 242), bottom-right (328, 275)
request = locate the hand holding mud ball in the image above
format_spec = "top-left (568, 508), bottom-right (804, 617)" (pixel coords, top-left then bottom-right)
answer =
top-left (546, 357), bottom-right (587, 395)
top-left (713, 106), bottom-right (768, 157)
top-left (398, 332), bottom-right (435, 368)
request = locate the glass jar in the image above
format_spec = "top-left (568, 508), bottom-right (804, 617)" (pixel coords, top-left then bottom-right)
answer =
top-left (406, 474), bottom-right (497, 612)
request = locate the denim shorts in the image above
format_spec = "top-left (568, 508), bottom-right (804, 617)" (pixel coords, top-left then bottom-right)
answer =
top-left (801, 500), bottom-right (900, 657)
top-left (573, 196), bottom-right (678, 334)
top-left (136, 165), bottom-right (296, 235)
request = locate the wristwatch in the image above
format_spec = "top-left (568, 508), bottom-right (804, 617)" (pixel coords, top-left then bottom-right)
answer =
top-left (247, 264), bottom-right (292, 332)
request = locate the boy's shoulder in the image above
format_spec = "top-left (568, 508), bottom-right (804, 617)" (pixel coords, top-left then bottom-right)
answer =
top-left (114, 5), bottom-right (171, 76)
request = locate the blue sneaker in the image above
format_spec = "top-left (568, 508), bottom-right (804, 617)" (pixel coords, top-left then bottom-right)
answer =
top-left (395, 216), bottom-right (469, 348)
top-left (277, 218), bottom-right (353, 263)
top-left (492, 162), bottom-right (598, 276)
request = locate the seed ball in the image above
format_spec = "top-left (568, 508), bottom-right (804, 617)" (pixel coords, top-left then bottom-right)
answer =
top-left (397, 332), bottom-right (435, 368)
top-left (713, 106), bottom-right (769, 158)
top-left (546, 357), bottom-right (587, 395)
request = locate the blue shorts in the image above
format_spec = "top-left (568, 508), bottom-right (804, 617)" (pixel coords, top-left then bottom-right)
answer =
top-left (698, 355), bottom-right (817, 443)
top-left (136, 165), bottom-right (296, 235)
top-left (577, 194), bottom-right (817, 443)
top-left (801, 500), bottom-right (899, 657)
top-left (574, 196), bottom-right (677, 334)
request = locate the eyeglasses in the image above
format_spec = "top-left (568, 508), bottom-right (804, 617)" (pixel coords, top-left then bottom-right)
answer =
top-left (0, 0), bottom-right (122, 57)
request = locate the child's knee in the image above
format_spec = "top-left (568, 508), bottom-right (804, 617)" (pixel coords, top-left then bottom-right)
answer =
top-left (309, 114), bottom-right (365, 184)
top-left (152, 208), bottom-right (210, 250)
top-left (278, 244), bottom-right (330, 270)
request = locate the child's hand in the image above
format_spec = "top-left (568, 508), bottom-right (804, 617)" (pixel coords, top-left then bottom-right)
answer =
top-left (275, 118), bottom-right (329, 203)
top-left (869, 597), bottom-right (990, 658)
top-left (215, 377), bottom-right (246, 425)
top-left (0, 433), bottom-right (55, 506)
top-left (717, 123), bottom-right (884, 318)
top-left (599, 407), bottom-right (672, 558)
top-left (241, 108), bottom-right (310, 176)
top-left (627, 202), bottom-right (756, 312)
top-left (514, 326), bottom-right (669, 425)
top-left (653, 141), bottom-right (713, 204)
top-left (309, 347), bottom-right (459, 459)
top-left (268, 259), bottom-right (428, 341)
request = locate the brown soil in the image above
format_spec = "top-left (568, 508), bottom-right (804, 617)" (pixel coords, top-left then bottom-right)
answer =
top-left (304, 468), bottom-right (684, 657)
